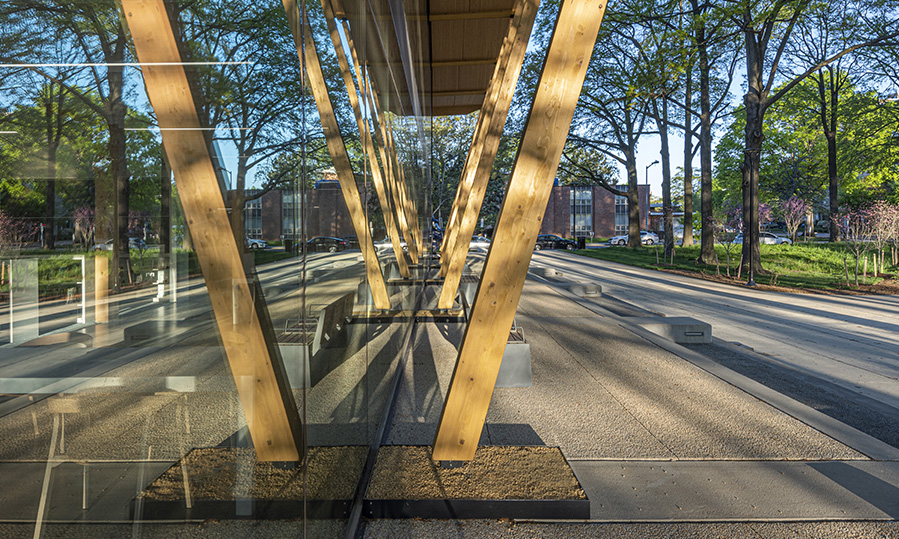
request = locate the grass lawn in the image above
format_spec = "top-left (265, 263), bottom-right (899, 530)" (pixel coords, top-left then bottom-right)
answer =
top-left (574, 242), bottom-right (899, 294)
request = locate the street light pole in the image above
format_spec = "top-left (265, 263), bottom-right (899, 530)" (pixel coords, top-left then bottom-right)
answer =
top-left (644, 160), bottom-right (658, 230)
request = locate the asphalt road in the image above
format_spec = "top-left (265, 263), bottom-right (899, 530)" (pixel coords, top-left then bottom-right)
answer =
top-left (531, 250), bottom-right (899, 446)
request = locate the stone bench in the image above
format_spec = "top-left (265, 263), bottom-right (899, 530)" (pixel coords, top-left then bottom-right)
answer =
top-left (278, 291), bottom-right (355, 389)
top-left (20, 331), bottom-right (93, 348)
top-left (631, 316), bottom-right (711, 344)
top-left (496, 325), bottom-right (532, 388)
top-left (567, 283), bottom-right (602, 297)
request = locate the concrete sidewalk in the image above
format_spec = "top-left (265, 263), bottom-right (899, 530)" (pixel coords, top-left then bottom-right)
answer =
top-left (373, 276), bottom-right (899, 537)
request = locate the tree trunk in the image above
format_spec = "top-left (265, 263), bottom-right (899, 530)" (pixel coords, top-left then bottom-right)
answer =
top-left (626, 159), bottom-right (641, 248)
top-left (160, 150), bottom-right (171, 258)
top-left (107, 31), bottom-right (132, 291)
top-left (827, 98), bottom-right (840, 242)
top-left (697, 18), bottom-right (716, 264)
top-left (44, 143), bottom-right (57, 250)
top-left (682, 67), bottom-right (694, 247)
top-left (742, 90), bottom-right (765, 280)
top-left (656, 99), bottom-right (674, 259)
top-left (230, 153), bottom-right (248, 254)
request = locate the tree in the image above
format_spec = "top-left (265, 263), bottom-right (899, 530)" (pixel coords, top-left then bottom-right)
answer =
top-left (868, 201), bottom-right (899, 274)
top-left (781, 195), bottom-right (811, 242)
top-left (834, 207), bottom-right (875, 285)
top-left (732, 0), bottom-right (899, 283)
top-left (1, 0), bottom-right (141, 289)
top-left (567, 9), bottom-right (655, 248)
top-left (171, 0), bottom-right (308, 250)
top-left (681, 0), bottom-right (742, 262)
top-left (426, 114), bottom-right (478, 227)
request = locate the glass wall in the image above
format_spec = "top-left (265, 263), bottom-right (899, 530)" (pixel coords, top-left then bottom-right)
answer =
top-left (0, 0), bottom-right (427, 536)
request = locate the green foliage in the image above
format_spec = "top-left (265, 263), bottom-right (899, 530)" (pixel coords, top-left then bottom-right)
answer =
top-left (574, 241), bottom-right (894, 291)
top-left (714, 75), bottom-right (899, 209)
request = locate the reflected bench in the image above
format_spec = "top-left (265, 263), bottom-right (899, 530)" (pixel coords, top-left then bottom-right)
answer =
top-left (277, 291), bottom-right (355, 389)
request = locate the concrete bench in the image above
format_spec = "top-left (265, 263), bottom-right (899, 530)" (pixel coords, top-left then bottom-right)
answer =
top-left (20, 331), bottom-right (93, 348)
top-left (278, 291), bottom-right (355, 389)
top-left (631, 316), bottom-right (711, 344)
top-left (567, 283), bottom-right (602, 297)
top-left (496, 325), bottom-right (532, 388)
top-left (122, 319), bottom-right (208, 346)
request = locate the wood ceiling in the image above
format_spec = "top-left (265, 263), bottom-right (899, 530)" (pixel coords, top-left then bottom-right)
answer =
top-left (329, 0), bottom-right (518, 116)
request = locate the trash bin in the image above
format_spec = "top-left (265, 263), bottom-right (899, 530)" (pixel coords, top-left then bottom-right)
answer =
top-left (577, 237), bottom-right (586, 249)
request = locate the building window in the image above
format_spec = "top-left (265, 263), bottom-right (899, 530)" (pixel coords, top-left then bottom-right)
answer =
top-left (570, 186), bottom-right (592, 237)
top-left (614, 186), bottom-right (628, 234)
top-left (245, 191), bottom-right (263, 238)
top-left (282, 191), bottom-right (300, 239)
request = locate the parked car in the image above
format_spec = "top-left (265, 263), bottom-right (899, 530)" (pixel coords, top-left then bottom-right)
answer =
top-left (341, 235), bottom-right (360, 249)
top-left (305, 236), bottom-right (349, 253)
top-left (246, 237), bottom-right (268, 250)
top-left (732, 232), bottom-right (792, 245)
top-left (374, 236), bottom-right (408, 254)
top-left (91, 237), bottom-right (146, 251)
top-left (534, 234), bottom-right (576, 251)
top-left (469, 235), bottom-right (491, 251)
top-left (609, 230), bottom-right (659, 246)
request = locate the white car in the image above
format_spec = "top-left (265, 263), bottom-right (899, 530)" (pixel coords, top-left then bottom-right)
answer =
top-left (609, 230), bottom-right (659, 246)
top-left (375, 236), bottom-right (408, 254)
top-left (732, 232), bottom-right (792, 245)
top-left (469, 235), bottom-right (491, 251)
top-left (246, 237), bottom-right (268, 250)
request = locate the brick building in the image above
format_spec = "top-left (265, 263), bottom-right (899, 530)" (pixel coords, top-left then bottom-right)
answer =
top-left (539, 184), bottom-right (651, 238)
top-left (242, 179), bottom-right (359, 243)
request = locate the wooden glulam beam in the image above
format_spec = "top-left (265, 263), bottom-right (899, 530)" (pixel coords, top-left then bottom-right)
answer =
top-left (432, 0), bottom-right (608, 462)
top-left (281, 0), bottom-right (392, 310)
top-left (436, 0), bottom-right (525, 261)
top-left (386, 117), bottom-right (423, 259)
top-left (333, 10), bottom-right (412, 278)
top-left (428, 10), bottom-right (515, 21)
top-left (365, 75), bottom-right (421, 264)
top-left (438, 0), bottom-right (535, 284)
top-left (122, 0), bottom-right (303, 462)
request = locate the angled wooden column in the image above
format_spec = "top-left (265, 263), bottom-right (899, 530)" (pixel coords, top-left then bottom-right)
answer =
top-left (358, 63), bottom-right (419, 266)
top-left (122, 0), bottom-right (303, 461)
top-left (436, 0), bottom-right (539, 308)
top-left (437, 0), bottom-right (533, 279)
top-left (325, 6), bottom-right (411, 278)
top-left (282, 0), bottom-right (392, 309)
top-left (386, 116), bottom-right (423, 260)
top-left (432, 0), bottom-right (607, 461)
top-left (366, 81), bottom-right (421, 265)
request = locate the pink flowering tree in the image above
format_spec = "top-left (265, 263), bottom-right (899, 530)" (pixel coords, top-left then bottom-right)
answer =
top-left (72, 206), bottom-right (95, 250)
top-left (0, 210), bottom-right (35, 256)
top-left (868, 202), bottom-right (899, 275)
top-left (758, 202), bottom-right (774, 231)
top-left (720, 204), bottom-right (744, 277)
top-left (833, 209), bottom-right (875, 286)
top-left (781, 196), bottom-right (811, 243)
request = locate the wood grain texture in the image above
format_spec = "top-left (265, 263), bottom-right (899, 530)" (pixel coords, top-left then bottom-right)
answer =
top-left (282, 0), bottom-right (391, 309)
top-left (437, 0), bottom-right (539, 307)
top-left (122, 0), bottom-right (302, 461)
top-left (432, 0), bottom-right (607, 461)
top-left (331, 12), bottom-right (412, 278)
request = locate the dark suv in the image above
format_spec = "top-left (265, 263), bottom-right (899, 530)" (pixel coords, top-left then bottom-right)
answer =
top-left (534, 234), bottom-right (576, 250)
top-left (304, 236), bottom-right (349, 253)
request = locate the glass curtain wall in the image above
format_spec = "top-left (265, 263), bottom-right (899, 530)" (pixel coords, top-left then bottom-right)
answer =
top-left (0, 0), bottom-right (427, 536)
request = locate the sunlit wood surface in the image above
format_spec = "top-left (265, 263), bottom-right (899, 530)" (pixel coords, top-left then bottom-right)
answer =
top-left (122, 0), bottom-right (303, 461)
top-left (282, 0), bottom-right (392, 309)
top-left (438, 0), bottom-right (539, 307)
top-left (432, 0), bottom-right (608, 461)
